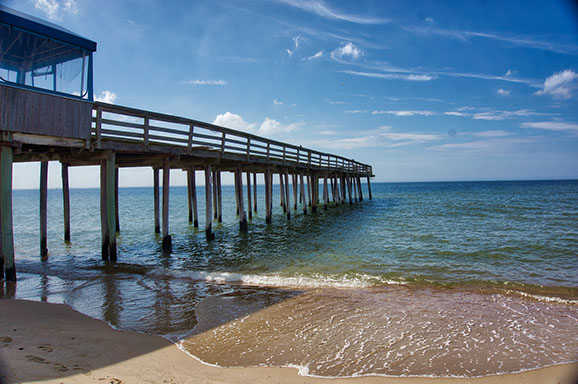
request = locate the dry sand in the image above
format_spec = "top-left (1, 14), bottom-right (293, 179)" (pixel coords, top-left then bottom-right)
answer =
top-left (0, 299), bottom-right (576, 384)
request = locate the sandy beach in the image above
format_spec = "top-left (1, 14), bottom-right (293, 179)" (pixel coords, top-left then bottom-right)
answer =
top-left (1, 299), bottom-right (576, 384)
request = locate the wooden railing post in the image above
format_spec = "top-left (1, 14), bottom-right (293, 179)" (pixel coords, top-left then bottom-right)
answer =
top-left (95, 105), bottom-right (103, 149)
top-left (188, 124), bottom-right (194, 154)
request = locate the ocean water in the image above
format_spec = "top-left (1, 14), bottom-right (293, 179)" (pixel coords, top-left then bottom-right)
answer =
top-left (2, 179), bottom-right (577, 377)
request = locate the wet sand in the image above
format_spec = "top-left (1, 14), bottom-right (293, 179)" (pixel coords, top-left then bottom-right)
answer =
top-left (1, 299), bottom-right (576, 384)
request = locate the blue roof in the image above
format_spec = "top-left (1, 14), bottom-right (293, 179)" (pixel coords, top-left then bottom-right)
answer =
top-left (0, 5), bottom-right (96, 52)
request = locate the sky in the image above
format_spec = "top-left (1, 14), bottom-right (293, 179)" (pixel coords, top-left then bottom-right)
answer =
top-left (3, 0), bottom-right (578, 188)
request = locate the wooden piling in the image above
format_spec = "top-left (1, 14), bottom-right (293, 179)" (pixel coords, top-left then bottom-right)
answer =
top-left (217, 172), bottom-right (222, 223)
top-left (307, 175), bottom-right (312, 207)
top-left (1, 145), bottom-right (15, 281)
top-left (357, 176), bottom-right (363, 201)
top-left (162, 158), bottom-right (171, 250)
top-left (253, 173), bottom-right (257, 213)
top-left (292, 174), bottom-right (298, 210)
top-left (284, 169), bottom-right (291, 219)
top-left (300, 172), bottom-right (307, 215)
top-left (279, 172), bottom-right (286, 211)
top-left (236, 166), bottom-right (248, 230)
top-left (265, 169), bottom-right (272, 224)
top-left (100, 152), bottom-right (116, 261)
top-left (61, 163), bottom-right (71, 242)
top-left (153, 168), bottom-right (160, 233)
top-left (204, 165), bottom-right (214, 240)
top-left (212, 171), bottom-right (218, 220)
top-left (353, 175), bottom-right (358, 202)
top-left (40, 161), bottom-right (48, 259)
top-left (311, 173), bottom-right (318, 213)
top-left (187, 169), bottom-right (193, 223)
top-left (367, 176), bottom-right (372, 200)
top-left (188, 169), bottom-right (199, 227)
top-left (115, 168), bottom-right (120, 232)
top-left (246, 172), bottom-right (252, 220)
top-left (347, 175), bottom-right (353, 205)
top-left (323, 175), bottom-right (328, 210)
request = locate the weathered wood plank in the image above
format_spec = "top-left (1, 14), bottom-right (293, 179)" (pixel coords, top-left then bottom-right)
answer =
top-left (40, 161), bottom-right (48, 259)
top-left (1, 146), bottom-right (15, 281)
top-left (205, 165), bottom-right (214, 240)
top-left (61, 162), bottom-right (71, 242)
top-left (153, 168), bottom-right (160, 233)
top-left (162, 157), bottom-right (171, 250)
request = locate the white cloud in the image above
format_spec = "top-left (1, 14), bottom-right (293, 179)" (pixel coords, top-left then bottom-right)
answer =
top-left (432, 138), bottom-right (534, 152)
top-left (213, 112), bottom-right (255, 131)
top-left (259, 118), bottom-right (302, 134)
top-left (331, 43), bottom-right (362, 60)
top-left (472, 109), bottom-right (554, 121)
top-left (183, 79), bottom-right (227, 86)
top-left (319, 130), bottom-right (337, 135)
top-left (472, 130), bottom-right (513, 137)
top-left (33, 0), bottom-right (78, 20)
top-left (426, 17), bottom-right (434, 23)
top-left (497, 88), bottom-right (510, 96)
top-left (535, 69), bottom-right (578, 99)
top-left (520, 121), bottom-right (578, 132)
top-left (276, 0), bottom-right (388, 24)
top-left (344, 110), bottom-right (366, 114)
top-left (379, 132), bottom-right (443, 144)
top-left (95, 90), bottom-right (117, 104)
top-left (343, 70), bottom-right (435, 81)
top-left (307, 51), bottom-right (324, 60)
top-left (444, 111), bottom-right (470, 117)
top-left (372, 110), bottom-right (436, 117)
top-left (213, 113), bottom-right (302, 135)
top-left (286, 49), bottom-right (294, 57)
top-left (293, 35), bottom-right (304, 49)
top-left (273, 99), bottom-right (283, 105)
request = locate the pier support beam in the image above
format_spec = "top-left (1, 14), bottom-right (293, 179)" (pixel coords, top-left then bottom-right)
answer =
top-left (187, 169), bottom-right (198, 227)
top-left (367, 176), bottom-right (372, 200)
top-left (353, 175), bottom-right (358, 202)
top-left (253, 173), bottom-right (257, 213)
top-left (212, 171), bottom-right (218, 220)
top-left (357, 176), bottom-right (363, 201)
top-left (265, 169), bottom-right (272, 224)
top-left (204, 165), bottom-right (214, 240)
top-left (347, 175), bottom-right (353, 205)
top-left (153, 168), bottom-right (160, 233)
top-left (323, 175), bottom-right (328, 210)
top-left (300, 173), bottom-right (307, 215)
top-left (292, 174), bottom-right (298, 211)
top-left (284, 169), bottom-right (291, 219)
top-left (279, 172), bottom-right (286, 212)
top-left (100, 152), bottom-right (116, 262)
top-left (162, 158), bottom-right (171, 250)
top-left (61, 163), bottom-right (71, 242)
top-left (40, 161), bottom-right (48, 259)
top-left (236, 166), bottom-right (248, 230)
top-left (217, 172), bottom-right (222, 223)
top-left (246, 172), bottom-right (252, 220)
top-left (1, 145), bottom-right (15, 281)
top-left (115, 168), bottom-right (120, 232)
top-left (311, 173), bottom-right (318, 213)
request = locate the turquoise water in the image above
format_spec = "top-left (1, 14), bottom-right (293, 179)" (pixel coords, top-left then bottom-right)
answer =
top-left (11, 179), bottom-right (578, 293)
top-left (4, 179), bottom-right (578, 377)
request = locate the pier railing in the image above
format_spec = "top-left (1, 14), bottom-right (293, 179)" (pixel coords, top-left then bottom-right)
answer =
top-left (92, 102), bottom-right (372, 176)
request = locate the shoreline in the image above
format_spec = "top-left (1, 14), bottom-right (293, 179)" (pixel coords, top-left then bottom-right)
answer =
top-left (1, 298), bottom-right (577, 384)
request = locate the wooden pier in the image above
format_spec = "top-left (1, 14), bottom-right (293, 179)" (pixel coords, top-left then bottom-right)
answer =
top-left (0, 5), bottom-right (373, 281)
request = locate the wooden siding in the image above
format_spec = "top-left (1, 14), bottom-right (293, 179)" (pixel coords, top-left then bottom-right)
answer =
top-left (0, 84), bottom-right (92, 140)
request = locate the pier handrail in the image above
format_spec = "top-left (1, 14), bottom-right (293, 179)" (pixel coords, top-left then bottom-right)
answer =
top-left (92, 102), bottom-right (373, 176)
